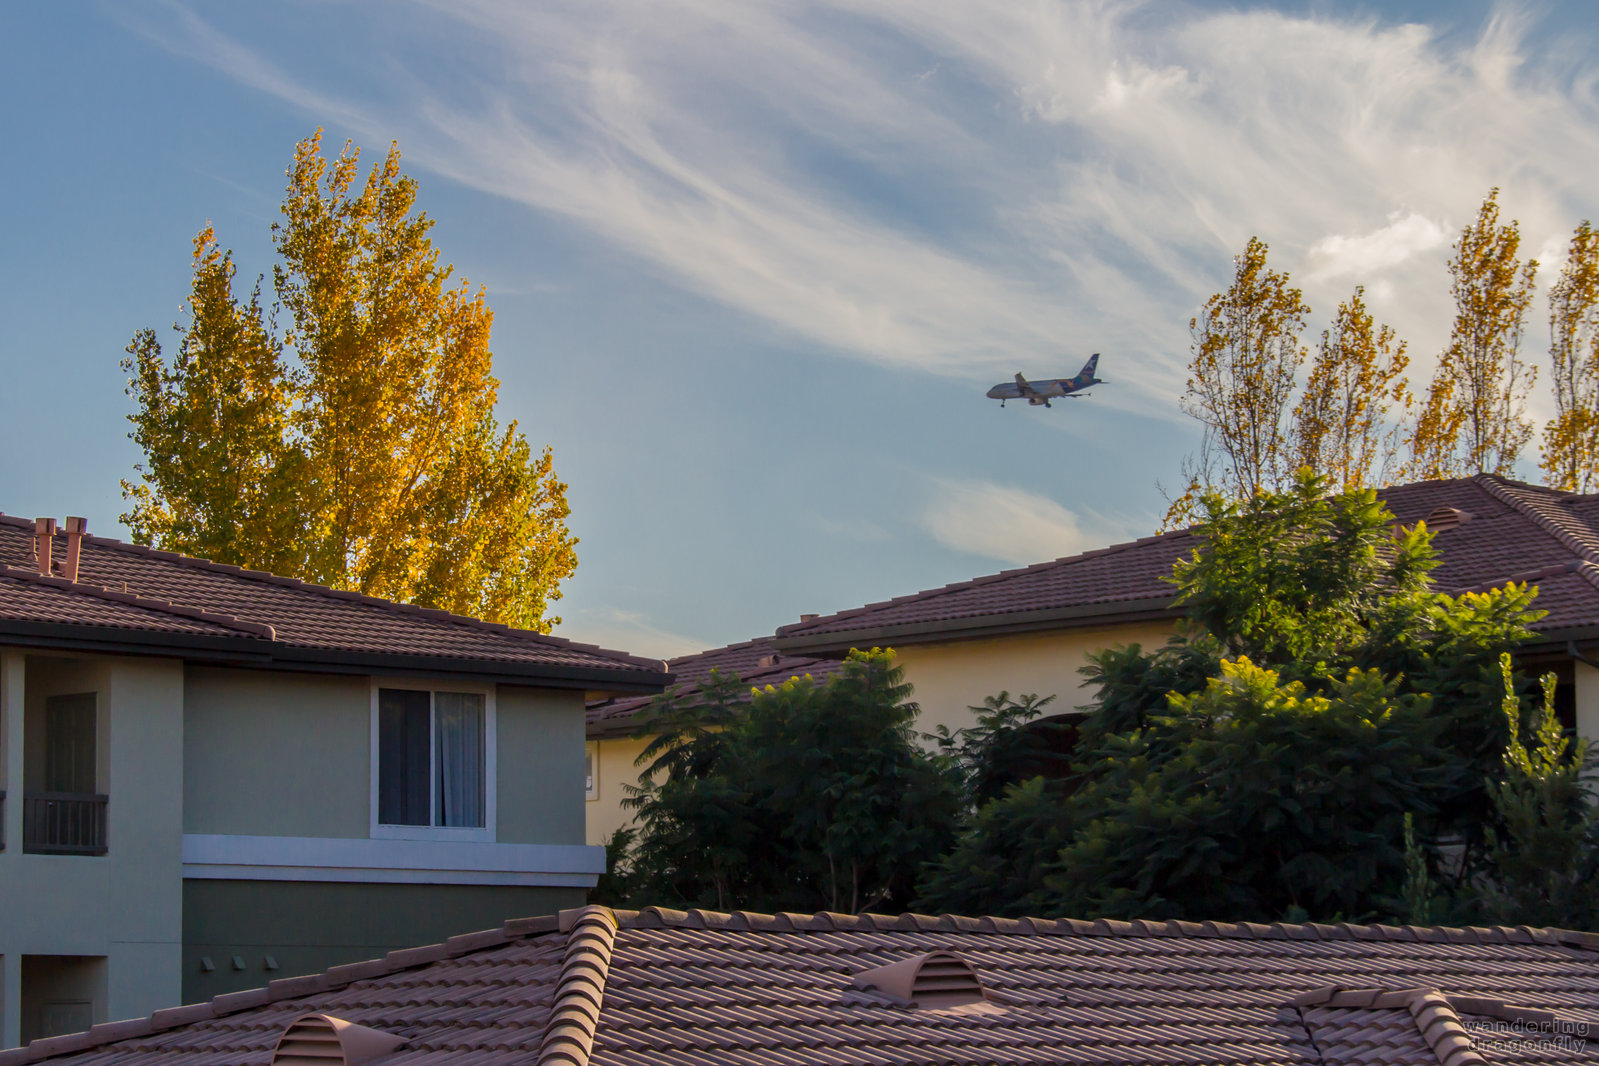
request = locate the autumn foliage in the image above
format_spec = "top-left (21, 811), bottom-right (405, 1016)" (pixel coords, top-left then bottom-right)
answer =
top-left (124, 133), bottom-right (576, 630)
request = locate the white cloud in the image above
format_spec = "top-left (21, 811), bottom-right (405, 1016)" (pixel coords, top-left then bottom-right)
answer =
top-left (922, 479), bottom-right (1097, 565)
top-left (1305, 211), bottom-right (1450, 281)
top-left (135, 1), bottom-right (1599, 415)
top-left (553, 607), bottom-right (710, 661)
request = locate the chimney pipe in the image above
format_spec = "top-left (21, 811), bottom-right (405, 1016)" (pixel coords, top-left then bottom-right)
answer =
top-left (33, 517), bottom-right (57, 577)
top-left (63, 516), bottom-right (87, 582)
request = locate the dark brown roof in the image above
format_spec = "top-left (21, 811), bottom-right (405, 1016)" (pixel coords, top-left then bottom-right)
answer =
top-left (586, 637), bottom-right (841, 737)
top-left (0, 516), bottom-right (668, 691)
top-left (774, 475), bottom-right (1599, 654)
top-left (11, 905), bottom-right (1599, 1066)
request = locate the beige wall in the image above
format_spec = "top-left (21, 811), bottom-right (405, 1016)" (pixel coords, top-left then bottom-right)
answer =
top-left (0, 651), bottom-right (185, 1049)
top-left (1576, 661), bottom-right (1599, 746)
top-left (497, 686), bottom-right (587, 845)
top-left (182, 668), bottom-right (370, 838)
top-left (585, 736), bottom-right (650, 846)
top-left (892, 621), bottom-right (1176, 740)
top-left (582, 621), bottom-right (1176, 845)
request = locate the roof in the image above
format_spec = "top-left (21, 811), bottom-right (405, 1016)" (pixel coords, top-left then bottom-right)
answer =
top-left (11, 905), bottom-right (1599, 1066)
top-left (586, 636), bottom-right (841, 737)
top-left (0, 516), bottom-right (669, 691)
top-left (774, 474), bottom-right (1599, 655)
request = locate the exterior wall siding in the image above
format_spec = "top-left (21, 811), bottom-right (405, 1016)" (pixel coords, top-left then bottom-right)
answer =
top-left (585, 736), bottom-right (650, 847)
top-left (0, 651), bottom-right (184, 1049)
top-left (496, 686), bottom-right (586, 846)
top-left (890, 622), bottom-right (1176, 739)
top-left (181, 880), bottom-right (584, 1002)
top-left (182, 669), bottom-right (370, 839)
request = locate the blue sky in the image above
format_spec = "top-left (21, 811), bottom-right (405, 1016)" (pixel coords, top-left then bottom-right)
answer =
top-left (2, 1), bottom-right (1597, 658)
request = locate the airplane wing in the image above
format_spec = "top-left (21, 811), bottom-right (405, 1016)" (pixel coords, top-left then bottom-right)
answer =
top-left (1013, 372), bottom-right (1038, 397)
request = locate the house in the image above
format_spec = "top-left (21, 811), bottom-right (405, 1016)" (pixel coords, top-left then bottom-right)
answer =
top-left (583, 638), bottom-right (837, 846)
top-left (584, 474), bottom-right (1599, 846)
top-left (774, 474), bottom-right (1599, 742)
top-left (6, 903), bottom-right (1599, 1065)
top-left (0, 515), bottom-right (670, 1049)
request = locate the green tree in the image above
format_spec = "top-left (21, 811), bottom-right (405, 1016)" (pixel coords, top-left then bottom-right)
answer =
top-left (1292, 286), bottom-right (1412, 491)
top-left (1476, 655), bottom-right (1599, 927)
top-left (623, 650), bottom-right (962, 914)
top-left (123, 132), bottom-right (576, 630)
top-left (1411, 188), bottom-right (1539, 478)
top-left (932, 692), bottom-right (1072, 808)
top-left (1541, 220), bottom-right (1599, 492)
top-left (919, 474), bottom-right (1542, 922)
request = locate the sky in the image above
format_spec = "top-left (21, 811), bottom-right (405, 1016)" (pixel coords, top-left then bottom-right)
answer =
top-left (2, 1), bottom-right (1598, 659)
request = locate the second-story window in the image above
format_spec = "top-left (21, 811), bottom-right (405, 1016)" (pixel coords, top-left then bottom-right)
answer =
top-left (377, 688), bottom-right (486, 828)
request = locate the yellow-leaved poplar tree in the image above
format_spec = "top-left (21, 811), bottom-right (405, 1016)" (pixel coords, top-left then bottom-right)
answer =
top-left (1168, 236), bottom-right (1309, 525)
top-left (1291, 286), bottom-right (1412, 491)
top-left (122, 227), bottom-right (301, 576)
top-left (123, 132), bottom-right (576, 631)
top-left (1541, 220), bottom-right (1599, 492)
top-left (1410, 188), bottom-right (1538, 478)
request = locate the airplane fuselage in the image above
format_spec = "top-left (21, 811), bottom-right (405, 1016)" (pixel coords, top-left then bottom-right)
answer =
top-left (985, 377), bottom-right (1100, 402)
top-left (987, 354), bottom-right (1104, 407)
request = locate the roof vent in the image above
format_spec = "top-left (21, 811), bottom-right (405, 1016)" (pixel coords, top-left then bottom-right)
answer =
top-left (1422, 506), bottom-right (1471, 533)
top-left (852, 951), bottom-right (989, 1009)
top-left (756, 653), bottom-right (781, 668)
top-left (799, 613), bottom-right (819, 623)
top-left (270, 1013), bottom-right (405, 1066)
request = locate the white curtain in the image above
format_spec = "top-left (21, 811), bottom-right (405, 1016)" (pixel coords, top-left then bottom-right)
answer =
top-left (435, 693), bottom-right (485, 827)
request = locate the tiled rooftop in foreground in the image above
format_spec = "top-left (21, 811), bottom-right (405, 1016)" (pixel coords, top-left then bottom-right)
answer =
top-left (10, 905), bottom-right (1598, 1065)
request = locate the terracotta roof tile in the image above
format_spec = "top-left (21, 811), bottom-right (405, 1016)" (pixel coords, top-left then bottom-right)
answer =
top-left (17, 906), bottom-right (1599, 1066)
top-left (586, 637), bottom-right (841, 736)
top-left (0, 516), bottom-right (667, 687)
top-left (774, 476), bottom-right (1599, 652)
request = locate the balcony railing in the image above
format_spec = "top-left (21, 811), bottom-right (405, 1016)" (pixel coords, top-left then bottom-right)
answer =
top-left (23, 792), bottom-right (108, 855)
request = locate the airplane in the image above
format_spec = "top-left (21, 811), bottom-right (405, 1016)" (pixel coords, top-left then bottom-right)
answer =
top-left (986, 353), bottom-right (1104, 407)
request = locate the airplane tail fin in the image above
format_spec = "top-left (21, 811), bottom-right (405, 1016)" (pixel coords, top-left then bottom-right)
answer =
top-left (1079, 352), bottom-right (1100, 378)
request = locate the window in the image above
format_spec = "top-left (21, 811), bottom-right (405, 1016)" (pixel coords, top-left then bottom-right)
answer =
top-left (372, 686), bottom-right (493, 836)
top-left (585, 742), bottom-right (599, 801)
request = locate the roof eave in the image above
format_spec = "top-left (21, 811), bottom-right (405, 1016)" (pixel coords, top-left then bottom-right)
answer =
top-left (0, 620), bottom-right (275, 663)
top-left (263, 646), bottom-right (673, 692)
top-left (772, 596), bottom-right (1181, 655)
top-left (0, 620), bottom-right (672, 691)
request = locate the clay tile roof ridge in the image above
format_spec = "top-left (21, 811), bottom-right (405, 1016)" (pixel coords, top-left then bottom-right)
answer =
top-left (0, 564), bottom-right (277, 640)
top-left (1293, 985), bottom-right (1489, 1065)
top-left (776, 527), bottom-right (1196, 636)
top-left (0, 914), bottom-right (562, 1066)
top-left (0, 515), bottom-right (663, 673)
top-left (581, 904), bottom-right (1599, 952)
top-left (1476, 474), bottom-right (1599, 565)
top-left (539, 907), bottom-right (620, 1066)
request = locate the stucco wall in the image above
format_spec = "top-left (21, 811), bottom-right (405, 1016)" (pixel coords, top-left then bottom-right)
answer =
top-left (496, 685), bottom-right (586, 845)
top-left (0, 651), bottom-right (184, 1048)
top-left (585, 735), bottom-right (650, 846)
top-left (1576, 660), bottom-right (1599, 745)
top-left (890, 621), bottom-right (1176, 739)
top-left (181, 879), bottom-right (584, 1002)
top-left (182, 668), bottom-right (370, 839)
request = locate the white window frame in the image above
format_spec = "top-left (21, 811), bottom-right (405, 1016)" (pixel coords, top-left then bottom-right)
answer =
top-left (585, 741), bottom-right (600, 802)
top-left (369, 679), bottom-right (497, 842)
